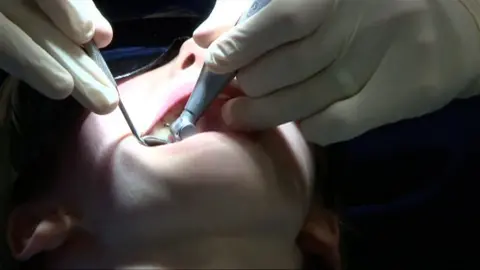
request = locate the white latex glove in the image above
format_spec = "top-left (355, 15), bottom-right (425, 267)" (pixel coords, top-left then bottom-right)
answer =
top-left (194, 0), bottom-right (480, 145)
top-left (0, 0), bottom-right (118, 115)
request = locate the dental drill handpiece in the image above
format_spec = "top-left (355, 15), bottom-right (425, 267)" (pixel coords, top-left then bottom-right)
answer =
top-left (169, 0), bottom-right (272, 142)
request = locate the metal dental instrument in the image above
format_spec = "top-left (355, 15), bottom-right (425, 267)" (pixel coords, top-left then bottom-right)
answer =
top-left (169, 0), bottom-right (272, 142)
top-left (84, 41), bottom-right (167, 147)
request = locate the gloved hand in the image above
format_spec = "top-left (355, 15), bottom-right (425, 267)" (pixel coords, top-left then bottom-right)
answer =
top-left (194, 0), bottom-right (480, 145)
top-left (0, 0), bottom-right (118, 115)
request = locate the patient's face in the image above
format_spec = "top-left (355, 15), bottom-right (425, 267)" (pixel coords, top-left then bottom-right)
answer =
top-left (8, 38), bottom-right (314, 269)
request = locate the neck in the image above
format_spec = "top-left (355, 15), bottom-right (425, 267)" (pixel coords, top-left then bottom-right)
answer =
top-left (125, 237), bottom-right (303, 269)
top-left (47, 234), bottom-right (302, 269)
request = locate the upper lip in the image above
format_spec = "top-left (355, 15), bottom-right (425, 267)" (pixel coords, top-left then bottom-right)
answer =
top-left (142, 82), bottom-right (194, 137)
top-left (143, 82), bottom-right (243, 138)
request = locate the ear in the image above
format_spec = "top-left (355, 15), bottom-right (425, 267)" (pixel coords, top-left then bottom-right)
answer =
top-left (297, 206), bottom-right (341, 269)
top-left (7, 203), bottom-right (73, 261)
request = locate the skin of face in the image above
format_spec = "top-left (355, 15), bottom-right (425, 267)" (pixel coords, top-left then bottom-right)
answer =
top-left (6, 38), bottom-right (315, 269)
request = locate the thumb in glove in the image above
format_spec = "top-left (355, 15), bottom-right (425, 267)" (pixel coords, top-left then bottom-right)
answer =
top-left (193, 0), bottom-right (253, 49)
top-left (37, 0), bottom-right (112, 48)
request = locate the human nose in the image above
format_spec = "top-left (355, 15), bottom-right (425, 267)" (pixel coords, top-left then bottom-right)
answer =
top-left (175, 39), bottom-right (207, 72)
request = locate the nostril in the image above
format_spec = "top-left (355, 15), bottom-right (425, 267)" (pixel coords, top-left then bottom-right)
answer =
top-left (181, 53), bottom-right (196, 70)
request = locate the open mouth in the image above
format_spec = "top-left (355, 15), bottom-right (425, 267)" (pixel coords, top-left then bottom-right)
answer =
top-left (143, 83), bottom-right (243, 144)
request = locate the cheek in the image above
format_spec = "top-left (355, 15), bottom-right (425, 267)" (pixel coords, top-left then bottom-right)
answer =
top-left (79, 113), bottom-right (126, 155)
top-left (73, 130), bottom-right (311, 241)
top-left (107, 134), bottom-right (275, 219)
top-left (110, 146), bottom-right (171, 208)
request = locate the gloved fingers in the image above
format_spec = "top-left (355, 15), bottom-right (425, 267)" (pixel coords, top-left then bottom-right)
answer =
top-left (222, 65), bottom-right (370, 131)
top-left (0, 12), bottom-right (73, 99)
top-left (205, 0), bottom-right (332, 74)
top-left (299, 82), bottom-right (450, 146)
top-left (221, 79), bottom-right (345, 132)
top-left (222, 30), bottom-right (388, 130)
top-left (300, 38), bottom-right (454, 146)
top-left (2, 1), bottom-right (118, 114)
top-left (236, 6), bottom-right (397, 98)
top-left (236, 26), bottom-right (341, 98)
top-left (36, 0), bottom-right (113, 48)
top-left (193, 0), bottom-right (252, 49)
top-left (35, 0), bottom-right (93, 45)
top-left (87, 1), bottom-right (114, 48)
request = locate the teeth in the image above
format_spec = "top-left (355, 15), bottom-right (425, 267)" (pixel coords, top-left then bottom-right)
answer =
top-left (147, 95), bottom-right (230, 142)
top-left (147, 104), bottom-right (183, 141)
top-left (151, 125), bottom-right (173, 140)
